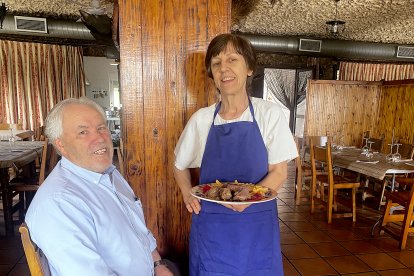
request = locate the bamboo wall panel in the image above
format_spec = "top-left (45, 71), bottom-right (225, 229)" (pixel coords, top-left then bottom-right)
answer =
top-left (306, 80), bottom-right (381, 147)
top-left (377, 83), bottom-right (414, 146)
top-left (119, 0), bottom-right (231, 264)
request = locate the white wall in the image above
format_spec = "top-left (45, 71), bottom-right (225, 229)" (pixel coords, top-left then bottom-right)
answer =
top-left (83, 56), bottom-right (119, 109)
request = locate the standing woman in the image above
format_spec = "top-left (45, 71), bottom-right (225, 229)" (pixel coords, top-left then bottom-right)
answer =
top-left (174, 33), bottom-right (297, 275)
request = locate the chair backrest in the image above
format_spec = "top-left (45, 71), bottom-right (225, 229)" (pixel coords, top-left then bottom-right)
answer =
top-left (369, 137), bottom-right (383, 152)
top-left (310, 137), bottom-right (333, 182)
top-left (19, 223), bottom-right (46, 276)
top-left (0, 123), bottom-right (10, 130)
top-left (34, 126), bottom-right (45, 141)
top-left (398, 142), bottom-right (414, 160)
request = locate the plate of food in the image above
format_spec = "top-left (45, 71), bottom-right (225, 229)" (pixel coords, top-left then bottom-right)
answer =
top-left (191, 180), bottom-right (277, 205)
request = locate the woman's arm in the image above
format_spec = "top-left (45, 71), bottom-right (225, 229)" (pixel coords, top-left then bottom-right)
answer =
top-left (173, 166), bottom-right (201, 214)
top-left (228, 161), bottom-right (287, 212)
top-left (259, 161), bottom-right (288, 192)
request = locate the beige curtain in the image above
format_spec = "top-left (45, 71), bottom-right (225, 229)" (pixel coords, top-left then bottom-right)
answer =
top-left (338, 61), bottom-right (414, 81)
top-left (0, 40), bottom-right (85, 131)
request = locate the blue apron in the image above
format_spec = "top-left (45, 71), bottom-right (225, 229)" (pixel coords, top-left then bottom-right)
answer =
top-left (189, 99), bottom-right (283, 276)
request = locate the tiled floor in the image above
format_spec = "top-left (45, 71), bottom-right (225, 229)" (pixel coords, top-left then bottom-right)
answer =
top-left (1, 161), bottom-right (414, 275)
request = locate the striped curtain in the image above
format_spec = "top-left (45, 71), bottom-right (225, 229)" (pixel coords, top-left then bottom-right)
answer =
top-left (339, 62), bottom-right (414, 81)
top-left (0, 40), bottom-right (85, 131)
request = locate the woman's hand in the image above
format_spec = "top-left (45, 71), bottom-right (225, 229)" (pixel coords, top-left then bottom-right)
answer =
top-left (184, 193), bottom-right (201, 214)
top-left (154, 264), bottom-right (173, 276)
top-left (221, 203), bottom-right (251, 212)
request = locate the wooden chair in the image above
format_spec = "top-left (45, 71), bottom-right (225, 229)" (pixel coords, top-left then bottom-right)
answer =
top-left (294, 137), bottom-right (312, 205)
top-left (19, 222), bottom-right (47, 276)
top-left (380, 177), bottom-right (414, 250)
top-left (310, 137), bottom-right (360, 223)
top-left (8, 138), bottom-right (55, 223)
top-left (376, 142), bottom-right (414, 210)
top-left (398, 142), bottom-right (414, 160)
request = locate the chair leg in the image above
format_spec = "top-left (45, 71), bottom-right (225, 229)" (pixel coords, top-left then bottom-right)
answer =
top-left (295, 169), bottom-right (302, 205)
top-left (352, 187), bottom-right (357, 223)
top-left (399, 204), bottom-right (414, 250)
top-left (380, 200), bottom-right (393, 232)
top-left (310, 179), bottom-right (316, 213)
top-left (327, 187), bottom-right (334, 224)
top-left (378, 179), bottom-right (388, 210)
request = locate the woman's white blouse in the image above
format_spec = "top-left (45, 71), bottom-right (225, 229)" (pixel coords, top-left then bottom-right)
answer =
top-left (174, 97), bottom-right (298, 170)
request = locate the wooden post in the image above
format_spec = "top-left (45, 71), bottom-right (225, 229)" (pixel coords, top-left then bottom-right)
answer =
top-left (118, 0), bottom-right (231, 266)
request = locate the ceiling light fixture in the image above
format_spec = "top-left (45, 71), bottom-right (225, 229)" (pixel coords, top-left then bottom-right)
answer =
top-left (0, 2), bottom-right (8, 29)
top-left (326, 0), bottom-right (345, 37)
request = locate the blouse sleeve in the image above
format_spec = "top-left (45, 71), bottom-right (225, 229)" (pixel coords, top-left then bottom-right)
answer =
top-left (256, 100), bottom-right (298, 164)
top-left (174, 112), bottom-right (203, 170)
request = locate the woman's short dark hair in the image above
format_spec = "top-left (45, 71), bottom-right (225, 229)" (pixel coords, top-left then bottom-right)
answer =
top-left (205, 33), bottom-right (257, 79)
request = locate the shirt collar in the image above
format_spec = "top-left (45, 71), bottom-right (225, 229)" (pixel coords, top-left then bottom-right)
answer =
top-left (60, 157), bottom-right (116, 185)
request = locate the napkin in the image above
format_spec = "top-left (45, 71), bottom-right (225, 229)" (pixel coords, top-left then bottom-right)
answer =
top-left (356, 160), bottom-right (379, 164)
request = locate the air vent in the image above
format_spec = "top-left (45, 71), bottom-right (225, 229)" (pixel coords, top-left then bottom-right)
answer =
top-left (396, 46), bottom-right (414, 59)
top-left (14, 16), bottom-right (48, 33)
top-left (299, 39), bottom-right (322, 53)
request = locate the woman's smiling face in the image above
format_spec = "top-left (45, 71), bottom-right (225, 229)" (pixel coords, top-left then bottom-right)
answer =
top-left (55, 104), bottom-right (113, 173)
top-left (210, 43), bottom-right (253, 96)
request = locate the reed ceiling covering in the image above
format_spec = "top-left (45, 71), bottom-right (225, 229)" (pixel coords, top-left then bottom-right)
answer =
top-left (4, 0), bottom-right (414, 45)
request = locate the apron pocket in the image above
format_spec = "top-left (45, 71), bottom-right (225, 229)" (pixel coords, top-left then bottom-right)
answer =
top-left (198, 209), bottom-right (275, 275)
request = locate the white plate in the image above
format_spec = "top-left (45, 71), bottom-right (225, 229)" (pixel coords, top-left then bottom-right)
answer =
top-left (190, 183), bottom-right (278, 205)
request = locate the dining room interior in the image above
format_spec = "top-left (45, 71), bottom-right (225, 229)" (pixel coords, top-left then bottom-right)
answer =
top-left (1, 0), bottom-right (414, 275)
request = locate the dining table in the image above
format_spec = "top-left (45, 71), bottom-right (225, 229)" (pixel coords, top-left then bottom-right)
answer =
top-left (331, 146), bottom-right (414, 235)
top-left (0, 129), bottom-right (35, 141)
top-left (0, 141), bottom-right (44, 235)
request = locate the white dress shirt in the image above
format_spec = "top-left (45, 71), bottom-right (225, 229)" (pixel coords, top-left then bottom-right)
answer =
top-left (25, 157), bottom-right (157, 276)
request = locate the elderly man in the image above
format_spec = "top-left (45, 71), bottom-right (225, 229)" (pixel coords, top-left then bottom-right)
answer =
top-left (25, 98), bottom-right (173, 276)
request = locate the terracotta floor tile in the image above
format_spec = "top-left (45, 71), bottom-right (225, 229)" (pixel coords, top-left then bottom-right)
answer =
top-left (284, 221), bottom-right (317, 232)
top-left (277, 192), bottom-right (295, 199)
top-left (281, 243), bottom-right (319, 259)
top-left (367, 238), bottom-right (401, 253)
top-left (325, 255), bottom-right (373, 274)
top-left (377, 268), bottom-right (414, 275)
top-left (341, 272), bottom-right (379, 276)
top-left (279, 212), bottom-right (308, 222)
top-left (278, 205), bottom-right (295, 213)
top-left (280, 232), bottom-right (305, 245)
top-left (290, 258), bottom-right (338, 276)
top-left (340, 240), bottom-right (383, 254)
top-left (357, 253), bottom-right (406, 270)
top-left (327, 229), bottom-right (364, 241)
top-left (310, 242), bottom-right (351, 257)
top-left (0, 265), bottom-right (12, 276)
top-left (7, 263), bottom-right (30, 276)
top-left (279, 222), bottom-right (293, 233)
top-left (295, 230), bottom-right (335, 243)
top-left (388, 250), bottom-right (414, 267)
top-left (282, 259), bottom-right (300, 275)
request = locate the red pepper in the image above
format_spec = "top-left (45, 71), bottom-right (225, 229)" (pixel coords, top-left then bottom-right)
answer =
top-left (202, 185), bottom-right (212, 193)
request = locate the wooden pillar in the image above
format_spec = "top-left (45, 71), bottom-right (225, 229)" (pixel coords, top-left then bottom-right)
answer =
top-left (118, 0), bottom-right (231, 265)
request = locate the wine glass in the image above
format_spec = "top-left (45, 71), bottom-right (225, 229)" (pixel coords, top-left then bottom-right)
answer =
top-left (366, 141), bottom-right (375, 158)
top-left (362, 137), bottom-right (369, 154)
top-left (386, 143), bottom-right (394, 163)
top-left (8, 128), bottom-right (15, 152)
top-left (392, 143), bottom-right (402, 162)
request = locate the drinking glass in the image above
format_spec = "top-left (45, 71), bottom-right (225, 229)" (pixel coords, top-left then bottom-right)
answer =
top-left (386, 143), bottom-right (394, 163)
top-left (8, 128), bottom-right (15, 152)
top-left (362, 137), bottom-right (369, 154)
top-left (366, 141), bottom-right (374, 158)
top-left (392, 143), bottom-right (402, 162)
